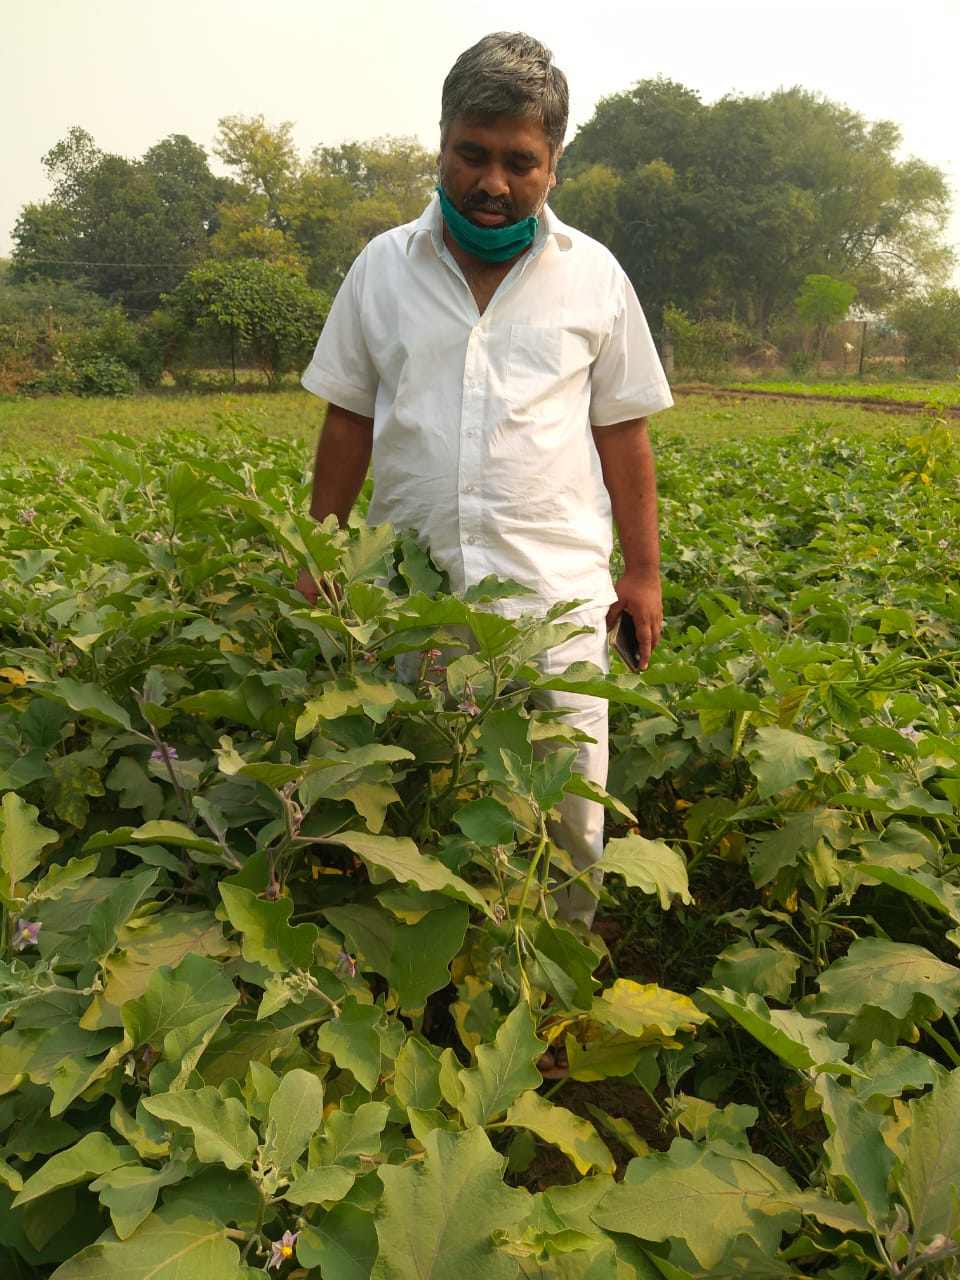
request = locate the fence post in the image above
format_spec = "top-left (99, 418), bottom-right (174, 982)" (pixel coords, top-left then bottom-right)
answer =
top-left (661, 327), bottom-right (674, 377)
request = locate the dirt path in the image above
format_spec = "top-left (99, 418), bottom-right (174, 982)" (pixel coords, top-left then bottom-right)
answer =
top-left (674, 384), bottom-right (960, 416)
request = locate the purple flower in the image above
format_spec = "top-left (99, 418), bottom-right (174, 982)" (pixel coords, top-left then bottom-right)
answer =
top-left (19, 509), bottom-right (36, 524)
top-left (267, 1230), bottom-right (299, 1270)
top-left (457, 699), bottom-right (481, 717)
top-left (899, 725), bottom-right (921, 742)
top-left (13, 919), bottom-right (41, 951)
top-left (336, 951), bottom-right (357, 979)
top-left (151, 745), bottom-right (178, 761)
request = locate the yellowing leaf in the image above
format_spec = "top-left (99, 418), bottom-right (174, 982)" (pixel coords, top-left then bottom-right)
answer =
top-left (592, 980), bottom-right (709, 1042)
top-left (501, 1090), bottom-right (614, 1175)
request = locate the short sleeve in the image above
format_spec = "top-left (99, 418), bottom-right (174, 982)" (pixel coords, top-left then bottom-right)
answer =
top-left (301, 252), bottom-right (379, 417)
top-left (589, 273), bottom-right (673, 426)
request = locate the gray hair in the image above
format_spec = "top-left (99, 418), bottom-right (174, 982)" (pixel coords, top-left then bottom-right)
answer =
top-left (440, 32), bottom-right (569, 157)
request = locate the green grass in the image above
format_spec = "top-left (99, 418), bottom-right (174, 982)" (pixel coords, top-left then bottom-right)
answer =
top-left (728, 377), bottom-right (960, 404)
top-left (0, 386), bottom-right (929, 461)
top-left (0, 387), bottom-right (325, 460)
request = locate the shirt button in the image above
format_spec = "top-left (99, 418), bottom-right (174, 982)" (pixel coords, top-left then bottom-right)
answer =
top-left (464, 484), bottom-right (475, 493)
top-left (466, 536), bottom-right (477, 544)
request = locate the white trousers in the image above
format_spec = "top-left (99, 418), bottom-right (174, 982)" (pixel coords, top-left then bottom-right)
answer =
top-left (529, 607), bottom-right (609, 926)
top-left (397, 607), bottom-right (610, 927)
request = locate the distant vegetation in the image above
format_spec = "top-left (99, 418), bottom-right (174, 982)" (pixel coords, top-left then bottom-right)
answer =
top-left (1, 82), bottom-right (958, 396)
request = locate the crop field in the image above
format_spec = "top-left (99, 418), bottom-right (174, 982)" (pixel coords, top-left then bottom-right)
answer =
top-left (729, 378), bottom-right (960, 406)
top-left (1, 395), bottom-right (959, 1278)
top-left (0, 385), bottom-right (935, 461)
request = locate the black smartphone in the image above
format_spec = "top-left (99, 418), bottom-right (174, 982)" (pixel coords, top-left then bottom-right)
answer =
top-left (613, 611), bottom-right (641, 672)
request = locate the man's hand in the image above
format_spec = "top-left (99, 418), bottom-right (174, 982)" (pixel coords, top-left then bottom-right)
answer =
top-left (607, 569), bottom-right (662, 671)
top-left (295, 567), bottom-right (321, 606)
top-left (295, 403), bottom-right (374, 606)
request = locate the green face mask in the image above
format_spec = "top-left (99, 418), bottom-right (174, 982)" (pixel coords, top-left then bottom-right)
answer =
top-left (435, 186), bottom-right (538, 263)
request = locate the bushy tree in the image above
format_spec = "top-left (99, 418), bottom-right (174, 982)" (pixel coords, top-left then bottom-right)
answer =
top-left (555, 81), bottom-right (954, 334)
top-left (165, 259), bottom-right (329, 383)
top-left (892, 288), bottom-right (960, 373)
top-left (10, 128), bottom-right (223, 311)
top-left (794, 274), bottom-right (858, 366)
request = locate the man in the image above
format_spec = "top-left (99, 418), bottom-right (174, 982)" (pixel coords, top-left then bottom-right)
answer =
top-left (298, 31), bottom-right (673, 926)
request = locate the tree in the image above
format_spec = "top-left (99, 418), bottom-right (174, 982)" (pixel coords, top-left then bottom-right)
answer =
top-left (892, 288), bottom-right (960, 373)
top-left (794, 274), bottom-right (858, 367)
top-left (287, 136), bottom-right (435, 292)
top-left (555, 81), bottom-right (954, 335)
top-left (165, 259), bottom-right (329, 384)
top-left (10, 128), bottom-right (221, 311)
top-left (213, 114), bottom-right (300, 233)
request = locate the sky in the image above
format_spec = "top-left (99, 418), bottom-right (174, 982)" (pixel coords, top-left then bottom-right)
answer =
top-left (3, 0), bottom-right (958, 283)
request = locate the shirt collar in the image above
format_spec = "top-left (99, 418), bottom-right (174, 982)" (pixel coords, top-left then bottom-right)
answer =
top-left (405, 194), bottom-right (574, 256)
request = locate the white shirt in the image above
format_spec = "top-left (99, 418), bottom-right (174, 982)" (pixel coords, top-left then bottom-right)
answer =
top-left (302, 196), bottom-right (673, 616)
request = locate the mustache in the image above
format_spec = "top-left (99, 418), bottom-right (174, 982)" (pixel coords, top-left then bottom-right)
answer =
top-left (461, 193), bottom-right (517, 218)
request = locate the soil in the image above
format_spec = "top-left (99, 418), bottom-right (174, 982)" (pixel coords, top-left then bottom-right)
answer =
top-left (674, 383), bottom-right (960, 416)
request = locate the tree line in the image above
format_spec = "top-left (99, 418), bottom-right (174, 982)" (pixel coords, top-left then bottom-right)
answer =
top-left (2, 82), bottom-right (958, 393)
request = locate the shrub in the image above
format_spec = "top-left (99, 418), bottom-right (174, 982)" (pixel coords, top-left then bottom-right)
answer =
top-left (662, 306), bottom-right (751, 377)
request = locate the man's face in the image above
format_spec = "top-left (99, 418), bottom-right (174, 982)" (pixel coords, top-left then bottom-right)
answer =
top-left (438, 115), bottom-right (558, 229)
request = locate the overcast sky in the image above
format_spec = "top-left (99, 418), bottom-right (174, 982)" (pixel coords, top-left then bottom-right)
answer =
top-left (3, 0), bottom-right (958, 284)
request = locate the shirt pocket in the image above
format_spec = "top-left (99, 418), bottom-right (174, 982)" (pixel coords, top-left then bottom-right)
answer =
top-left (505, 325), bottom-right (564, 417)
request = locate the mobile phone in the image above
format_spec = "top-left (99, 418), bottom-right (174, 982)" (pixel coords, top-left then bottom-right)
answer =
top-left (613, 612), bottom-right (641, 672)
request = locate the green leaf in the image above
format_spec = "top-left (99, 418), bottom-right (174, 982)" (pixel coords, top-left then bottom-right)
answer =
top-left (87, 866), bottom-right (159, 960)
top-left (811, 938), bottom-right (960, 1020)
top-left (529, 919), bottom-right (599, 1011)
top-left (326, 901), bottom-right (469, 1010)
top-left (142, 1086), bottom-right (259, 1170)
top-left (48, 1205), bottom-right (242, 1279)
top-left (745, 726), bottom-right (837, 798)
top-left (372, 1126), bottom-right (529, 1280)
top-left (850, 1042), bottom-right (940, 1102)
top-left (457, 1002), bottom-right (545, 1127)
top-left (330, 830), bottom-right (489, 912)
top-left (898, 1065), bottom-right (960, 1240)
top-left (748, 808), bottom-right (852, 887)
top-left (316, 1100), bottom-right (391, 1172)
top-left (297, 676), bottom-right (417, 734)
top-left (592, 1138), bottom-right (800, 1270)
top-left (710, 940), bottom-right (801, 1003)
top-left (0, 1155), bottom-right (23, 1192)
top-left (219, 881), bottom-right (318, 972)
top-left (501, 1090), bottom-right (614, 1175)
top-left (393, 1036), bottom-right (444, 1112)
top-left (260, 1067), bottom-right (325, 1173)
top-left (537, 663), bottom-right (671, 715)
top-left (90, 1154), bottom-right (192, 1240)
top-left (833, 776), bottom-right (954, 817)
top-left (858, 863), bottom-right (960, 925)
top-left (598, 833), bottom-right (692, 908)
top-left (0, 791), bottom-right (58, 901)
top-left (297, 1202), bottom-right (380, 1280)
top-left (13, 1131), bottom-right (137, 1206)
top-left (122, 953), bottom-right (238, 1055)
top-left (815, 1075), bottom-right (894, 1232)
top-left (702, 987), bottom-right (854, 1073)
top-left (36, 676), bottom-right (132, 729)
top-left (158, 1165), bottom-right (261, 1229)
top-left (316, 1000), bottom-right (391, 1093)
top-left (85, 909), bottom-right (230, 1027)
top-left (84, 820), bottom-right (224, 858)
top-left (285, 1164), bottom-right (356, 1207)
top-left (455, 796), bottom-right (518, 846)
